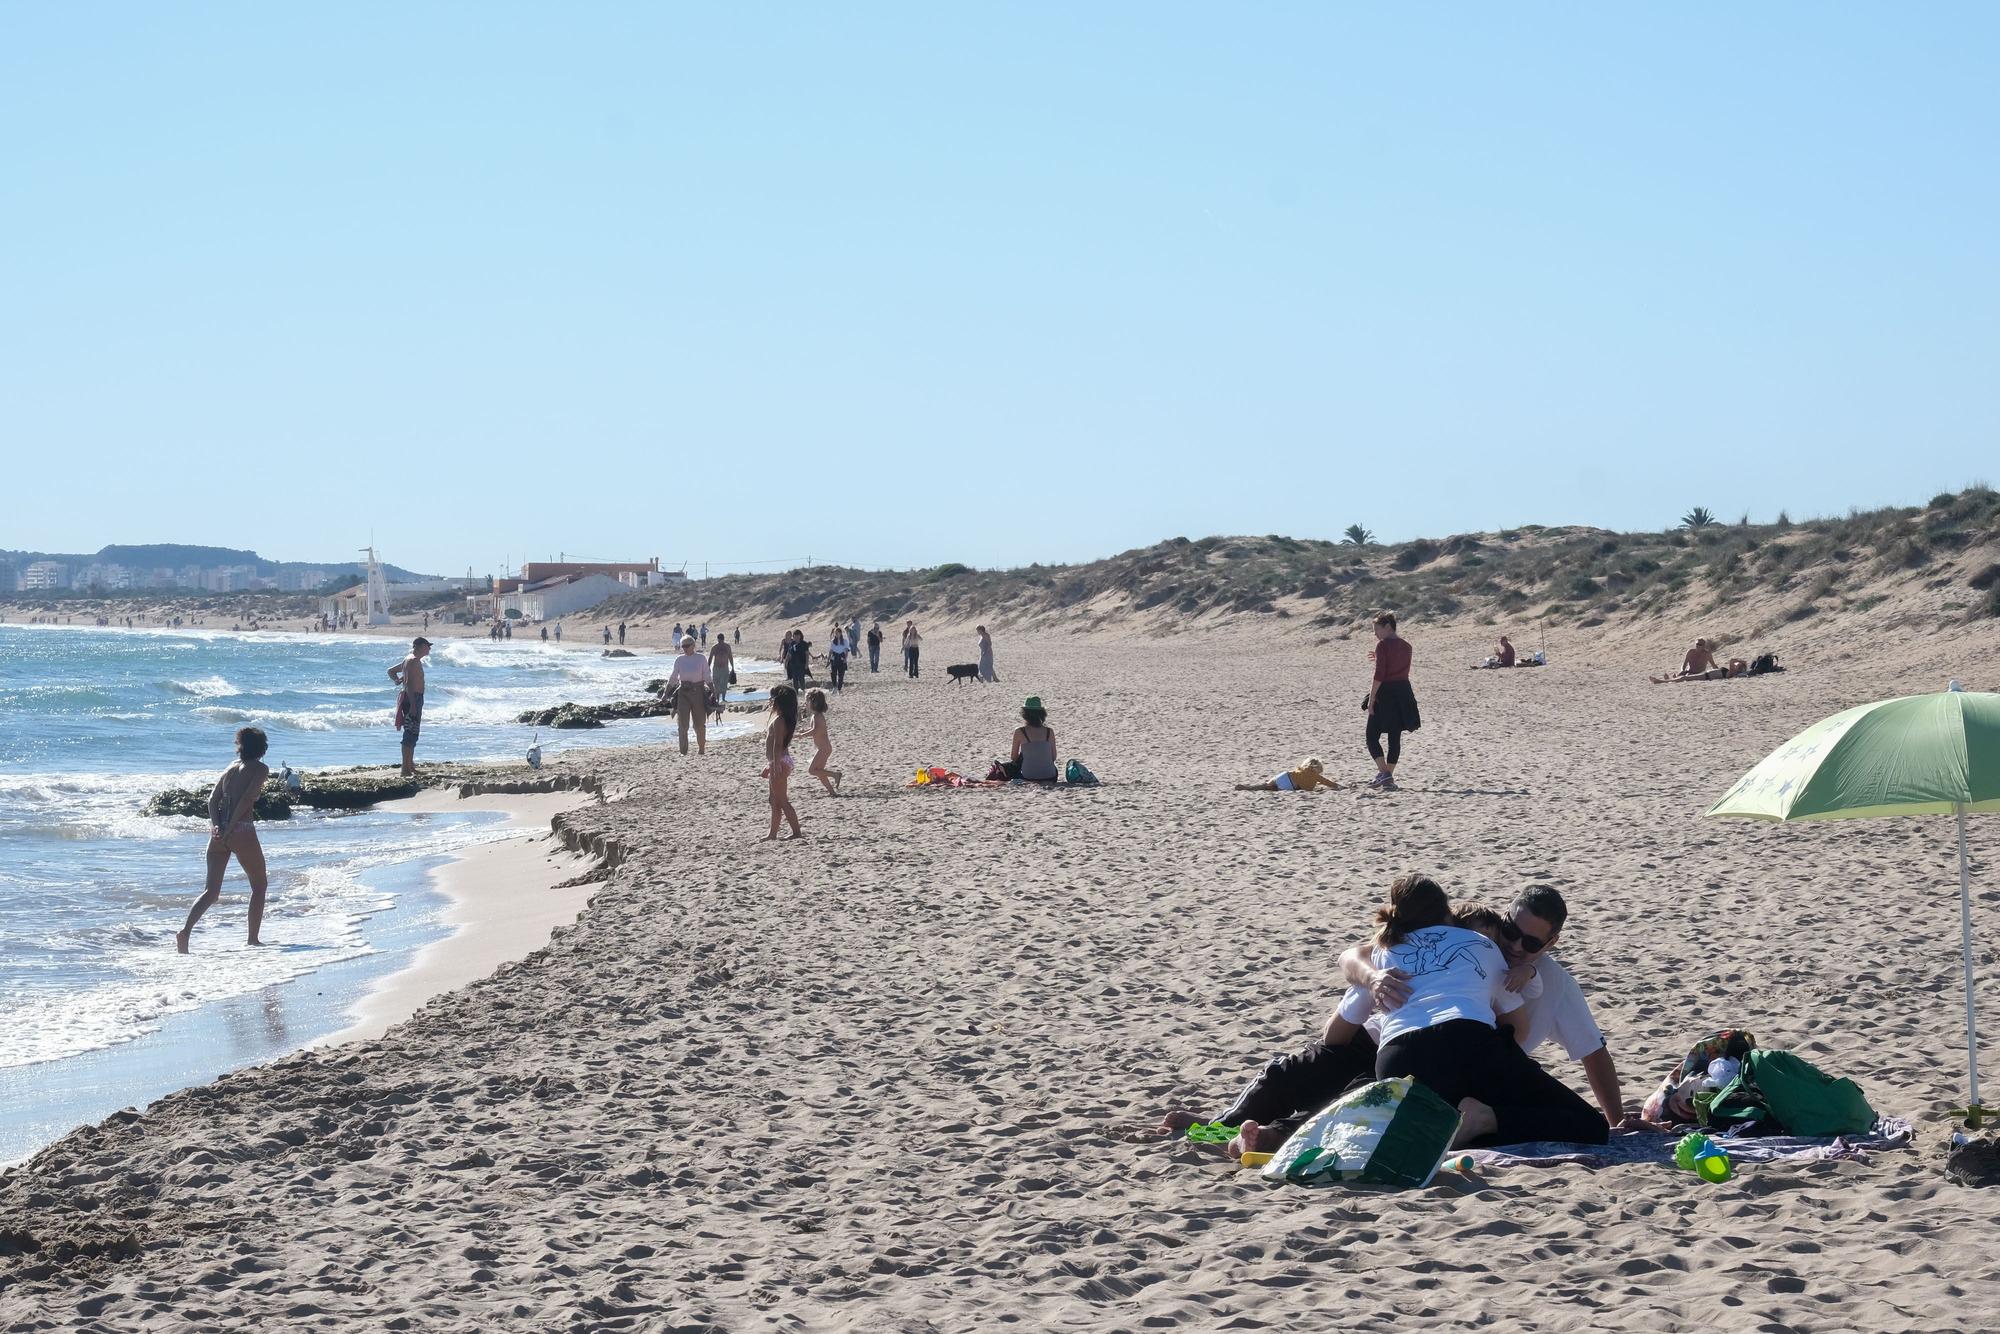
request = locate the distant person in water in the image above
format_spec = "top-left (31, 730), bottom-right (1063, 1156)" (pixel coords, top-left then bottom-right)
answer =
top-left (803, 688), bottom-right (842, 795)
top-left (176, 727), bottom-right (272, 953)
top-left (1236, 757), bottom-right (1338, 792)
top-left (1364, 612), bottom-right (1419, 790)
top-left (388, 636), bottom-right (431, 776)
top-left (763, 684), bottom-right (804, 840)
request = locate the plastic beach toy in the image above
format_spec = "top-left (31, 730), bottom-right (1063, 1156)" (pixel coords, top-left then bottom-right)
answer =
top-left (1183, 1121), bottom-right (1237, 1145)
top-left (1239, 1151), bottom-right (1273, 1169)
top-left (1675, 1132), bottom-right (1733, 1183)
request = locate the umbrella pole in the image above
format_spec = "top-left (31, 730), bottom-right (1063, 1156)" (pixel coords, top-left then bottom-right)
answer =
top-left (1959, 804), bottom-right (1981, 1111)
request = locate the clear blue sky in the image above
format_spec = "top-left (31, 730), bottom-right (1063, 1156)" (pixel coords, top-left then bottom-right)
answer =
top-left (4, 5), bottom-right (1995, 577)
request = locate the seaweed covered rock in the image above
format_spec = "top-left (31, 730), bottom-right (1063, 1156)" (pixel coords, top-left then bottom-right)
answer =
top-left (143, 782), bottom-right (294, 821)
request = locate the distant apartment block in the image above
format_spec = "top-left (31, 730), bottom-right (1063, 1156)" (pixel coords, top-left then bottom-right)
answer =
top-left (21, 561), bottom-right (68, 591)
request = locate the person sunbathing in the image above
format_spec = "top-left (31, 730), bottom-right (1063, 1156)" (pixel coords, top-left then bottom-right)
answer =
top-left (1235, 757), bottom-right (1338, 792)
top-left (1652, 638), bottom-right (1727, 683)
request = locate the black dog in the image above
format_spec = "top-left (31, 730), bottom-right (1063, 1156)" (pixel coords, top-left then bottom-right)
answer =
top-left (945, 663), bottom-right (984, 685)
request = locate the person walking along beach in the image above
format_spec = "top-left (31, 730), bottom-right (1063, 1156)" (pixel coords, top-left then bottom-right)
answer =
top-left (668, 634), bottom-right (712, 756)
top-left (763, 684), bottom-right (803, 840)
top-left (828, 630), bottom-right (850, 692)
top-left (902, 621), bottom-right (922, 678)
top-left (707, 631), bottom-right (735, 720)
top-left (867, 622), bottom-right (883, 672)
top-left (388, 636), bottom-right (431, 777)
top-left (175, 727), bottom-right (271, 953)
top-left (977, 625), bottom-right (998, 683)
top-left (1364, 612), bottom-right (1419, 790)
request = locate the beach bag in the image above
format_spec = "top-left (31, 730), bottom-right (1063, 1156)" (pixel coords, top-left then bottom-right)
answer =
top-left (985, 761), bottom-right (1010, 782)
top-left (1706, 1049), bottom-right (1876, 1137)
top-left (1642, 1029), bottom-right (1756, 1123)
top-left (1260, 1077), bottom-right (1460, 1189)
top-left (1064, 758), bottom-right (1099, 786)
top-left (1749, 652), bottom-right (1781, 675)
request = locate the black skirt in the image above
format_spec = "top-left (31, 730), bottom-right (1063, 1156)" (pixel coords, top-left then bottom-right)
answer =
top-left (1367, 678), bottom-right (1421, 733)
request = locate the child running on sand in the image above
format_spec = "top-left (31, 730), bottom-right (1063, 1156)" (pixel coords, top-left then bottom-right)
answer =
top-left (1235, 757), bottom-right (1337, 792)
top-left (175, 727), bottom-right (272, 953)
top-left (762, 684), bottom-right (804, 840)
top-left (803, 688), bottom-right (842, 796)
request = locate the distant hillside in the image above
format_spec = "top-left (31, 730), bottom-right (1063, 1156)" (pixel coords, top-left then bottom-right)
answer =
top-left (599, 488), bottom-right (2000, 640)
top-left (0, 543), bottom-right (432, 582)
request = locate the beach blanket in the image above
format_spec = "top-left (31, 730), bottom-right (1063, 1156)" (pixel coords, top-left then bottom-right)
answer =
top-left (905, 766), bottom-right (1001, 789)
top-left (1465, 1116), bottom-right (1913, 1169)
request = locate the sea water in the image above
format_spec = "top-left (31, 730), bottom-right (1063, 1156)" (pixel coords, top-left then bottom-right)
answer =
top-left (0, 624), bottom-right (759, 1160)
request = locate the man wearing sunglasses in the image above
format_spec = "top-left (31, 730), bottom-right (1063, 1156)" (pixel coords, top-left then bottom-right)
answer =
top-left (1340, 885), bottom-right (1636, 1131)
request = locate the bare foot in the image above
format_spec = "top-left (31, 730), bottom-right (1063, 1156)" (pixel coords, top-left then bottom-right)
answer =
top-left (1158, 1110), bottom-right (1199, 1136)
top-left (174, 929), bottom-right (190, 955)
top-left (1226, 1119), bottom-right (1289, 1160)
top-left (247, 937), bottom-right (263, 947)
top-left (1452, 1097), bottom-right (1498, 1148)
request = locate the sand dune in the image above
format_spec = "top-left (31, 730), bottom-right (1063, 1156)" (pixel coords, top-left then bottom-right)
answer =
top-left (3, 618), bottom-right (1997, 1331)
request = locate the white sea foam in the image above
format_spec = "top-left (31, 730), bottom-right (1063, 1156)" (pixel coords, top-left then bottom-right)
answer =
top-left (166, 675), bottom-right (239, 698)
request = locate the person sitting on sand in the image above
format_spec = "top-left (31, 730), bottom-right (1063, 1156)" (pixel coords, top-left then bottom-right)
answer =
top-left (176, 727), bottom-right (272, 954)
top-left (1235, 757), bottom-right (1338, 792)
top-left (1652, 638), bottom-right (1730, 683)
top-left (1351, 874), bottom-right (1608, 1149)
top-left (1159, 902), bottom-right (1529, 1160)
top-left (803, 688), bottom-right (842, 796)
top-left (1341, 885), bottom-right (1639, 1132)
top-left (762, 684), bottom-right (803, 840)
top-left (1005, 697), bottom-right (1058, 782)
top-left (1496, 635), bottom-right (1516, 667)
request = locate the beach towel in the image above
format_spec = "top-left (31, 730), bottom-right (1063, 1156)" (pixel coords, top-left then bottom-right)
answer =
top-left (905, 766), bottom-right (1001, 789)
top-left (1259, 1077), bottom-right (1461, 1190)
top-left (1464, 1117), bottom-right (1913, 1170)
top-left (393, 689), bottom-right (412, 731)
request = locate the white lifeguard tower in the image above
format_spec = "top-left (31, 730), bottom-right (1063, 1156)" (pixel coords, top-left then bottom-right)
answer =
top-left (361, 546), bottom-right (392, 626)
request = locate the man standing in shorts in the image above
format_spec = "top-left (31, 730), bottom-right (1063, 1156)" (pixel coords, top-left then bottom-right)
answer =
top-left (388, 636), bottom-right (431, 776)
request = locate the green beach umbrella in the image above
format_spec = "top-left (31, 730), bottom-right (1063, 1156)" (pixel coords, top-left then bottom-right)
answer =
top-left (1705, 686), bottom-right (2000, 1121)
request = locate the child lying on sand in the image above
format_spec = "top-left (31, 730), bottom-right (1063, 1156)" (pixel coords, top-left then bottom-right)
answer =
top-left (1235, 757), bottom-right (1338, 792)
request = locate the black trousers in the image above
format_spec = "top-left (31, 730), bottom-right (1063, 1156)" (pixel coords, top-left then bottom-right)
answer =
top-left (830, 656), bottom-right (847, 690)
top-left (905, 646), bottom-right (920, 677)
top-left (1213, 1034), bottom-right (1380, 1128)
top-left (1366, 722), bottom-right (1402, 765)
top-left (1376, 1019), bottom-right (1607, 1146)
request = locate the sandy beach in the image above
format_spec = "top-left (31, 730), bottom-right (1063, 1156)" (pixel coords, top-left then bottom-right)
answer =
top-left (3, 616), bottom-right (1999, 1331)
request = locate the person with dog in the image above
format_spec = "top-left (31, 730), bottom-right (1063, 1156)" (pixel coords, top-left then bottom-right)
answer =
top-left (1363, 612), bottom-right (1418, 790)
top-left (976, 626), bottom-right (998, 683)
top-left (1005, 696), bottom-right (1059, 782)
top-left (902, 621), bottom-right (922, 678)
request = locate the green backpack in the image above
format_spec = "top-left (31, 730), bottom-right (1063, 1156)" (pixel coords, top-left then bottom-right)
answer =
top-left (1705, 1049), bottom-right (1877, 1137)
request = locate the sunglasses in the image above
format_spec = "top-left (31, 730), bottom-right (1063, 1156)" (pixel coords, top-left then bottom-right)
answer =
top-left (1498, 920), bottom-right (1549, 954)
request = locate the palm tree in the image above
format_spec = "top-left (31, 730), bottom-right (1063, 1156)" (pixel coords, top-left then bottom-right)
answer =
top-left (1680, 507), bottom-right (1718, 530)
top-left (1342, 524), bottom-right (1375, 546)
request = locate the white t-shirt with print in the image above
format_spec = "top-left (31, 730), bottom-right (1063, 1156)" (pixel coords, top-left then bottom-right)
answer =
top-left (1363, 926), bottom-right (1520, 1045)
top-left (1339, 953), bottom-right (1543, 1040)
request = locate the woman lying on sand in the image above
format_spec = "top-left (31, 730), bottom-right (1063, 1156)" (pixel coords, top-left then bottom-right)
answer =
top-left (1234, 757), bottom-right (1338, 792)
top-left (176, 727), bottom-right (271, 953)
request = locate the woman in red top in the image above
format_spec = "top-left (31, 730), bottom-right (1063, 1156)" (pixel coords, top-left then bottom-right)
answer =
top-left (1365, 612), bottom-right (1420, 789)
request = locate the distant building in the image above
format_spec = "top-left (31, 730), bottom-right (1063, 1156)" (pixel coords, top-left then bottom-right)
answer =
top-left (21, 561), bottom-right (68, 591)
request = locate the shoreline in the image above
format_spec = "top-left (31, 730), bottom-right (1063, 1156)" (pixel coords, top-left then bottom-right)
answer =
top-left (314, 789), bottom-right (599, 1049)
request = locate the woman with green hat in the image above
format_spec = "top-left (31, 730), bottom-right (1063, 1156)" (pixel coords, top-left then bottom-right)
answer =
top-left (1008, 696), bottom-right (1059, 782)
